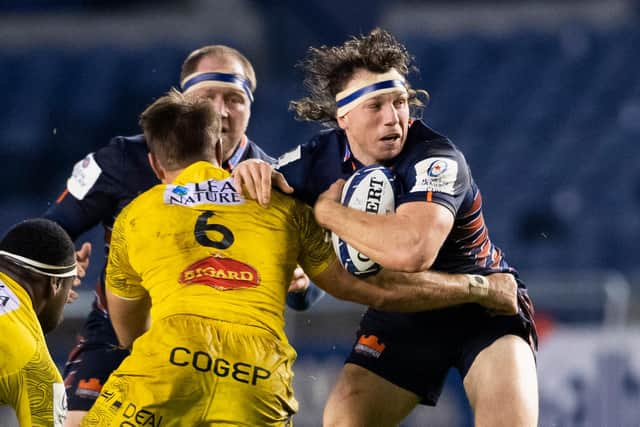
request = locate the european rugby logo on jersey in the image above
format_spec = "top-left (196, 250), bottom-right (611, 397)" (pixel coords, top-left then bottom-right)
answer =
top-left (410, 157), bottom-right (458, 195)
top-left (164, 178), bottom-right (244, 207)
top-left (179, 255), bottom-right (260, 290)
top-left (67, 153), bottom-right (102, 200)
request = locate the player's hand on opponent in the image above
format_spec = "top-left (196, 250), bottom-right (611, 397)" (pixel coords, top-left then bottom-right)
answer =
top-left (287, 266), bottom-right (310, 293)
top-left (67, 242), bottom-right (91, 304)
top-left (316, 179), bottom-right (345, 204)
top-left (231, 159), bottom-right (293, 207)
top-left (477, 273), bottom-right (518, 316)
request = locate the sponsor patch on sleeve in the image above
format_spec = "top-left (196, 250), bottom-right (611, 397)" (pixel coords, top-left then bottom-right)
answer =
top-left (275, 145), bottom-right (301, 169)
top-left (67, 153), bottom-right (102, 200)
top-left (409, 157), bottom-right (458, 195)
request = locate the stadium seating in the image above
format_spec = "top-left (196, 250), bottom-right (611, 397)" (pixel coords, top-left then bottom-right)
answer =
top-left (1, 25), bottom-right (639, 273)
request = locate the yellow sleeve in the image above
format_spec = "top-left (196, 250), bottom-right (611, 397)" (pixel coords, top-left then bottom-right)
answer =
top-left (0, 371), bottom-right (24, 423)
top-left (294, 201), bottom-right (336, 278)
top-left (106, 204), bottom-right (146, 300)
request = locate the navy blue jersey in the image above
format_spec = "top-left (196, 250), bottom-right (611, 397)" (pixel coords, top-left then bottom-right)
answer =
top-left (276, 120), bottom-right (518, 278)
top-left (277, 120), bottom-right (537, 389)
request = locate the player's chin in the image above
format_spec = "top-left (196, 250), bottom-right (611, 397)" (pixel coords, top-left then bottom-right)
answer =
top-left (224, 129), bottom-right (245, 145)
top-left (376, 146), bottom-right (402, 162)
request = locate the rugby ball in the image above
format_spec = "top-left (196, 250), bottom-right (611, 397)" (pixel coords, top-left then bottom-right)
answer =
top-left (331, 165), bottom-right (396, 276)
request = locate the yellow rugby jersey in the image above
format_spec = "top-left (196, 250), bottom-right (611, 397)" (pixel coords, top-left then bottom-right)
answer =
top-left (107, 161), bottom-right (334, 341)
top-left (0, 272), bottom-right (66, 427)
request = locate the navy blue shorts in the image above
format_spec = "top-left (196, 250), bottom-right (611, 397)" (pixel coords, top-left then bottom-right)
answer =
top-left (345, 288), bottom-right (537, 406)
top-left (62, 307), bottom-right (130, 411)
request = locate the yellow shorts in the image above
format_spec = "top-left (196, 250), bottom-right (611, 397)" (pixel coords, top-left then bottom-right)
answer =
top-left (81, 315), bottom-right (297, 426)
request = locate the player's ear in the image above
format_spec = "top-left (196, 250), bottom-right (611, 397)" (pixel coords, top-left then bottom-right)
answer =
top-left (337, 114), bottom-right (348, 131)
top-left (147, 152), bottom-right (166, 182)
top-left (48, 277), bottom-right (61, 297)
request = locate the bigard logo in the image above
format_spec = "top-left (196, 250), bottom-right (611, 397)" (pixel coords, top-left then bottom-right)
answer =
top-left (179, 256), bottom-right (260, 290)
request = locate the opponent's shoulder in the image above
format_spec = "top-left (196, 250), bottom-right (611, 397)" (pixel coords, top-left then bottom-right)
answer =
top-left (105, 133), bottom-right (147, 149)
top-left (95, 134), bottom-right (148, 165)
top-left (406, 120), bottom-right (461, 155)
top-left (306, 128), bottom-right (346, 157)
top-left (271, 191), bottom-right (315, 224)
top-left (397, 122), bottom-right (469, 176)
top-left (260, 190), bottom-right (307, 228)
top-left (276, 128), bottom-right (345, 169)
top-left (118, 183), bottom-right (164, 217)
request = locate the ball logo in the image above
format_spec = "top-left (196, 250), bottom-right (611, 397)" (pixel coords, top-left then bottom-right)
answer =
top-left (427, 159), bottom-right (448, 177)
top-left (332, 165), bottom-right (396, 276)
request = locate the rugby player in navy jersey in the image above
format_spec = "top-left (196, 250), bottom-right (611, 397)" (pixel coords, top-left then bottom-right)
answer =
top-left (44, 45), bottom-right (322, 427)
top-left (233, 29), bottom-right (538, 427)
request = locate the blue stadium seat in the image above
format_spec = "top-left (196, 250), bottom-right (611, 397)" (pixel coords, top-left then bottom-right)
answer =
top-left (2, 26), bottom-right (640, 272)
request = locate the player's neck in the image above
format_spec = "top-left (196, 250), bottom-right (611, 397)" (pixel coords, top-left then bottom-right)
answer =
top-left (162, 169), bottom-right (184, 184)
top-left (162, 159), bottom-right (222, 184)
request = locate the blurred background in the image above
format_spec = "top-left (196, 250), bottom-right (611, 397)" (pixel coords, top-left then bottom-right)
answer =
top-left (1, 0), bottom-right (639, 425)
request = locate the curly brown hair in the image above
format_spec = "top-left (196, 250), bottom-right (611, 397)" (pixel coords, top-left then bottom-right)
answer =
top-left (290, 28), bottom-right (428, 127)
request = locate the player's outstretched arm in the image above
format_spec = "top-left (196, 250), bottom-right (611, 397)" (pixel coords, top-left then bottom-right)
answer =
top-left (369, 269), bottom-right (518, 315)
top-left (232, 159), bottom-right (292, 207)
top-left (311, 261), bottom-right (517, 315)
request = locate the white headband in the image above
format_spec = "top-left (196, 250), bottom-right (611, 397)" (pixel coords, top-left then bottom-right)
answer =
top-left (336, 70), bottom-right (408, 117)
top-left (180, 71), bottom-right (254, 102)
top-left (0, 250), bottom-right (77, 278)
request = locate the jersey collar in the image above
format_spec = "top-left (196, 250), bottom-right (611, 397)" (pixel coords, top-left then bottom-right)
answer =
top-left (223, 135), bottom-right (249, 171)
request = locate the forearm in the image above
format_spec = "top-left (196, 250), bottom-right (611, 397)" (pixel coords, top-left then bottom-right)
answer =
top-left (312, 262), bottom-right (517, 314)
top-left (365, 270), bottom-right (477, 311)
top-left (368, 270), bottom-right (518, 314)
top-left (313, 267), bottom-right (471, 312)
top-left (315, 200), bottom-right (430, 271)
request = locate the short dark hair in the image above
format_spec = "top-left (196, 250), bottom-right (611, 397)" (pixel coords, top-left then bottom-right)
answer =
top-left (0, 218), bottom-right (75, 268)
top-left (139, 89), bottom-right (221, 171)
top-left (180, 45), bottom-right (257, 92)
top-left (290, 28), bottom-right (427, 127)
